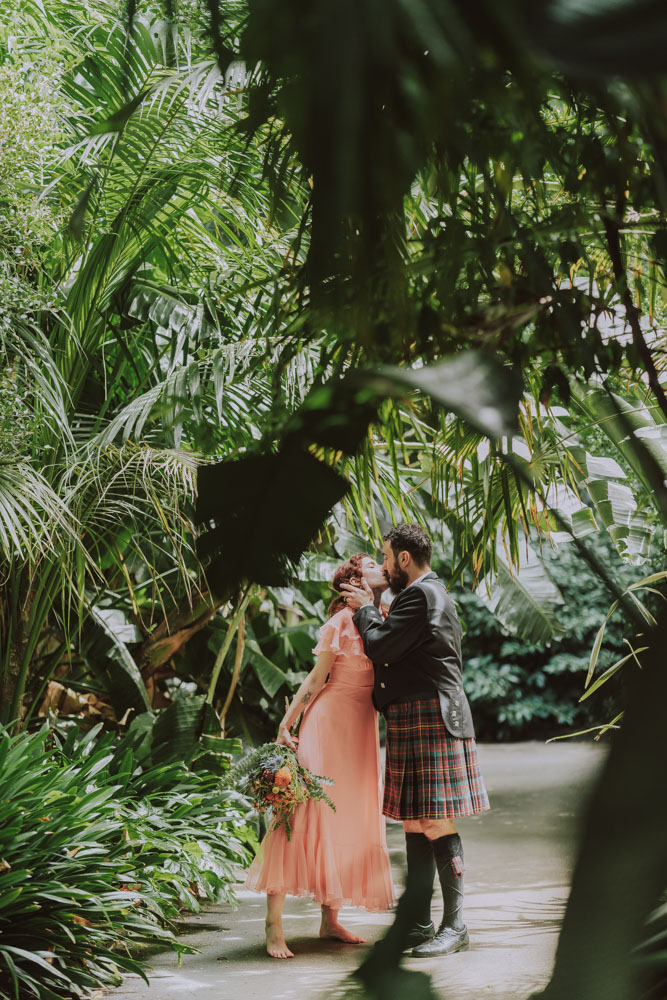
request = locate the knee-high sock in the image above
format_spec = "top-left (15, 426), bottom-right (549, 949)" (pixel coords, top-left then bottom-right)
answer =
top-left (405, 832), bottom-right (435, 926)
top-left (431, 833), bottom-right (465, 931)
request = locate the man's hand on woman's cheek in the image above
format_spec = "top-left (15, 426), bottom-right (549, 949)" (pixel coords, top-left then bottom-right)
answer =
top-left (339, 580), bottom-right (374, 610)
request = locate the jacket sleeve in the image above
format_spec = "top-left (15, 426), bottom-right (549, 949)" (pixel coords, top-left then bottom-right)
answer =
top-left (353, 587), bottom-right (427, 662)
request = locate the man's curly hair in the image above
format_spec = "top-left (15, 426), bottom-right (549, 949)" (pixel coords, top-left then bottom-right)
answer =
top-left (383, 523), bottom-right (432, 567)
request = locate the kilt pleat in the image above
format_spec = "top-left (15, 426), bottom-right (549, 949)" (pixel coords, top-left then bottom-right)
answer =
top-left (383, 696), bottom-right (490, 821)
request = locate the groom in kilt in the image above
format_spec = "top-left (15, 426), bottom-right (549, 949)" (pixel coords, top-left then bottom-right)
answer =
top-left (342, 523), bottom-right (489, 958)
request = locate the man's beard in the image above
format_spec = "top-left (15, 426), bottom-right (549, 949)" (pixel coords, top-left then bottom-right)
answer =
top-left (384, 567), bottom-right (409, 595)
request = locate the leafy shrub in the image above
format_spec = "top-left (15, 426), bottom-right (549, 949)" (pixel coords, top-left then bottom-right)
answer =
top-left (0, 723), bottom-right (256, 1000)
top-left (453, 533), bottom-right (663, 740)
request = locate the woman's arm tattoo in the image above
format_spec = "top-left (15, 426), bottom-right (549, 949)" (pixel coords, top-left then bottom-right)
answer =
top-left (300, 690), bottom-right (313, 706)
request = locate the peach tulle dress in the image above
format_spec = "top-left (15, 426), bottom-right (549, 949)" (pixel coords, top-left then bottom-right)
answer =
top-left (244, 607), bottom-right (395, 912)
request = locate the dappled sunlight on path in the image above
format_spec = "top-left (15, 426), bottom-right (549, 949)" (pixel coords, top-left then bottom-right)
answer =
top-left (111, 741), bottom-right (604, 1000)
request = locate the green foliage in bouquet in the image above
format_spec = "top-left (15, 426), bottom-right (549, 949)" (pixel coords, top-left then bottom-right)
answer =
top-left (227, 743), bottom-right (335, 840)
top-left (0, 722), bottom-right (256, 1000)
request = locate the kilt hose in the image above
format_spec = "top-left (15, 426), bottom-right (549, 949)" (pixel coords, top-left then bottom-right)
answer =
top-left (383, 695), bottom-right (490, 821)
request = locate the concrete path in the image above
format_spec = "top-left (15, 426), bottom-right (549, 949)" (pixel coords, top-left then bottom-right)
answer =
top-left (113, 741), bottom-right (605, 1000)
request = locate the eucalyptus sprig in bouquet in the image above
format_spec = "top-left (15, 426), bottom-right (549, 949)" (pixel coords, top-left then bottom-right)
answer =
top-left (228, 743), bottom-right (335, 839)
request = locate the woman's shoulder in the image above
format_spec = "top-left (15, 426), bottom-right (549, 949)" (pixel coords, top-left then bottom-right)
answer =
top-left (327, 606), bottom-right (355, 626)
top-left (313, 606), bottom-right (357, 655)
top-left (325, 607), bottom-right (365, 655)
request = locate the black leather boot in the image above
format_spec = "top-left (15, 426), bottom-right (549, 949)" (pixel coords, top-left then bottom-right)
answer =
top-left (403, 832), bottom-right (436, 948)
top-left (412, 833), bottom-right (468, 957)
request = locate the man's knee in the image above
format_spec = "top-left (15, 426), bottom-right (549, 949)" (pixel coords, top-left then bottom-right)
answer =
top-left (403, 818), bottom-right (458, 837)
top-left (420, 818), bottom-right (457, 839)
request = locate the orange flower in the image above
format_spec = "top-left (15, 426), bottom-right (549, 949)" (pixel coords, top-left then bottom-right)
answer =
top-left (274, 767), bottom-right (291, 787)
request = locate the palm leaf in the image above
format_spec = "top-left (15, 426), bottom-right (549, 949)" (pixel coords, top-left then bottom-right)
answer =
top-left (476, 542), bottom-right (565, 645)
top-left (0, 464), bottom-right (79, 561)
top-left (79, 607), bottom-right (151, 716)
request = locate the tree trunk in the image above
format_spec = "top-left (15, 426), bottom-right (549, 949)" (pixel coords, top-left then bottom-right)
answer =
top-left (0, 568), bottom-right (36, 727)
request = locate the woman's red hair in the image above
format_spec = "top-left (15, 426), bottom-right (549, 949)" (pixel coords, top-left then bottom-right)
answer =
top-left (328, 554), bottom-right (366, 616)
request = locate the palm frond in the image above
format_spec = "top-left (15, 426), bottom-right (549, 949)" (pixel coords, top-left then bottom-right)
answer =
top-left (476, 542), bottom-right (565, 646)
top-left (0, 463), bottom-right (79, 562)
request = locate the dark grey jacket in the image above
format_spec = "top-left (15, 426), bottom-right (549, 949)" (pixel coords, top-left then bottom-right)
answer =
top-left (353, 571), bottom-right (475, 739)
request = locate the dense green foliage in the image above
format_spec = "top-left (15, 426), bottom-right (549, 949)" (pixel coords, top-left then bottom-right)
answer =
top-left (0, 0), bottom-right (665, 745)
top-left (1, 2), bottom-right (667, 997)
top-left (0, 722), bottom-right (255, 1000)
top-left (456, 534), bottom-right (661, 740)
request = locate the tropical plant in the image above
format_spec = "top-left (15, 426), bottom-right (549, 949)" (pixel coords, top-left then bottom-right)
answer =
top-left (3, 5), bottom-right (667, 996)
top-left (453, 534), bottom-right (665, 740)
top-left (0, 720), bottom-right (255, 1000)
top-left (212, 3), bottom-right (667, 999)
top-left (0, 0), bottom-right (298, 728)
top-left (3, 0), bottom-right (666, 747)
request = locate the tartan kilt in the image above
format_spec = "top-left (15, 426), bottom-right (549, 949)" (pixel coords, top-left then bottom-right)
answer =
top-left (383, 695), bottom-right (490, 821)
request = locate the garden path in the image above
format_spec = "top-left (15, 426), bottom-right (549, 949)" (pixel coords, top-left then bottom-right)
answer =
top-left (111, 740), bottom-right (605, 1000)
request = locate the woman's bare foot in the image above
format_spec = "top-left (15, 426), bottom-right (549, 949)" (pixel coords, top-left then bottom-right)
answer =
top-left (265, 921), bottom-right (294, 959)
top-left (319, 917), bottom-right (366, 944)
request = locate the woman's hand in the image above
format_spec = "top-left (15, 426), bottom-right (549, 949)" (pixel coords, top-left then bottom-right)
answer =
top-left (276, 724), bottom-right (298, 750)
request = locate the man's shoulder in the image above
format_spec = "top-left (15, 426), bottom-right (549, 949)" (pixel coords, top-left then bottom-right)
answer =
top-left (411, 572), bottom-right (446, 596)
top-left (411, 573), bottom-right (455, 611)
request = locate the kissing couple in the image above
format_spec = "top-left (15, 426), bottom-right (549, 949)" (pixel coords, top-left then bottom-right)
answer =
top-left (245, 523), bottom-right (489, 959)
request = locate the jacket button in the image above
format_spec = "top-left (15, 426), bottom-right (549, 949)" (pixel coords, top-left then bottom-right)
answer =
top-left (453, 720), bottom-right (460, 727)
top-left (454, 699), bottom-right (460, 707)
top-left (380, 682), bottom-right (386, 689)
top-left (452, 711), bottom-right (457, 718)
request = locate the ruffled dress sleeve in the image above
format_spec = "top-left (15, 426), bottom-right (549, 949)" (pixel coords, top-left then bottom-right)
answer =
top-left (313, 608), bottom-right (366, 658)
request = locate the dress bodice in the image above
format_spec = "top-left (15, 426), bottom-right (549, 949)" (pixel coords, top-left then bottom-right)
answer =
top-left (313, 608), bottom-right (374, 688)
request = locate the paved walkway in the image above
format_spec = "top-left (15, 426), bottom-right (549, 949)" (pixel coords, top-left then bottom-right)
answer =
top-left (113, 741), bottom-right (605, 1000)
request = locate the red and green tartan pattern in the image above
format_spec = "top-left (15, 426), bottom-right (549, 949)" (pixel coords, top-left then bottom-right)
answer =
top-left (450, 855), bottom-right (465, 876)
top-left (383, 696), bottom-right (490, 821)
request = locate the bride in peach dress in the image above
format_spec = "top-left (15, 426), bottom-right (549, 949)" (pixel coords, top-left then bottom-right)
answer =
top-left (244, 554), bottom-right (395, 958)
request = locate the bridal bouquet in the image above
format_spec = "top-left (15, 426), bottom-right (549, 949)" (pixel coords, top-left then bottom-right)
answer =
top-left (228, 743), bottom-right (335, 840)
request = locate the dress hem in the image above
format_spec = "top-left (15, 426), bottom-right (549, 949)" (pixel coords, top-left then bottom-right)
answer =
top-left (243, 881), bottom-right (395, 913)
